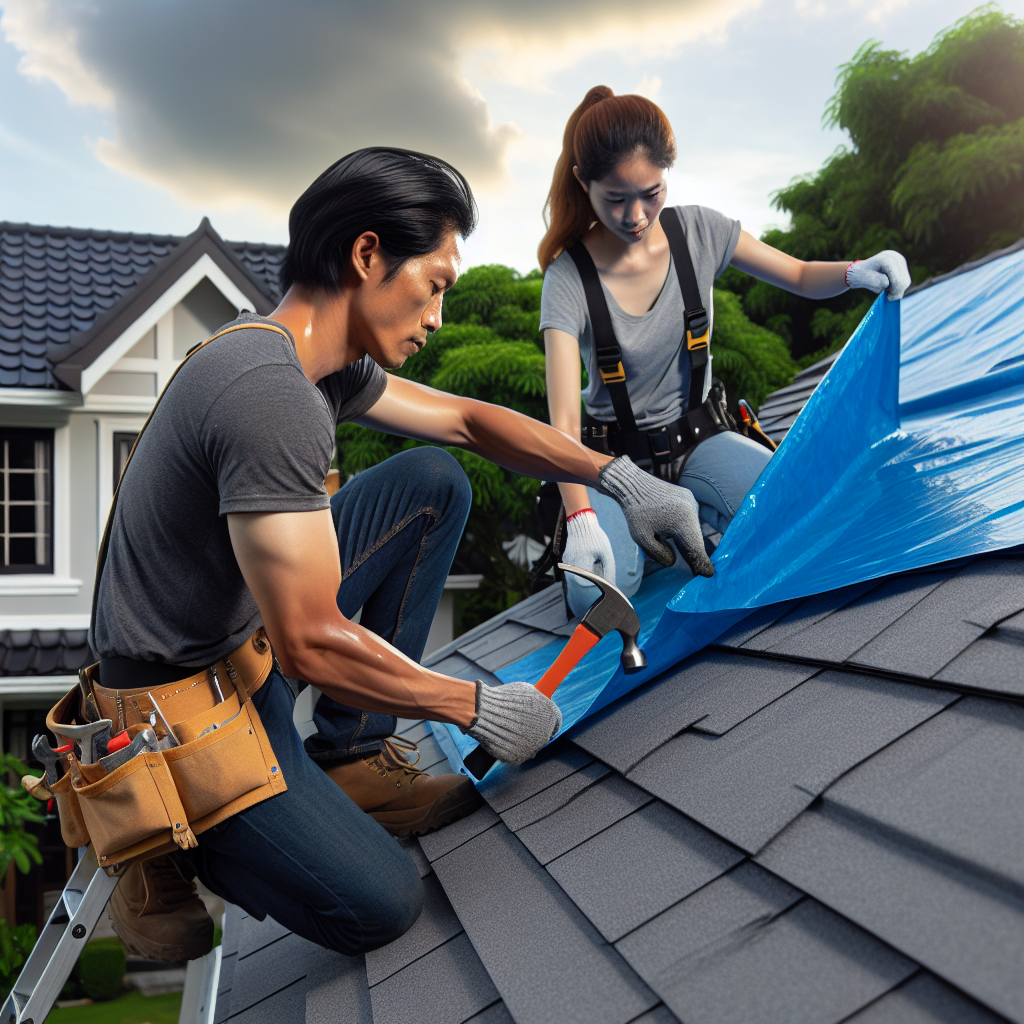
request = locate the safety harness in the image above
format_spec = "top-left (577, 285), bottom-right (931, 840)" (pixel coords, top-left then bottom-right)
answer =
top-left (567, 206), bottom-right (733, 478)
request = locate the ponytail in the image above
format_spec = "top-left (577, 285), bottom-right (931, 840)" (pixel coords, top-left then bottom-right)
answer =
top-left (538, 86), bottom-right (676, 272)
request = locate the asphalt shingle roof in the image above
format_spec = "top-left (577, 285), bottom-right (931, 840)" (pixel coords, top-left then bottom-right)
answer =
top-left (214, 546), bottom-right (1024, 1024)
top-left (0, 222), bottom-right (285, 389)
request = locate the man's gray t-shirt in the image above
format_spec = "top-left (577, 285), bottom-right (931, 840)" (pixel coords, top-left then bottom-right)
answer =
top-left (90, 314), bottom-right (387, 668)
top-left (540, 205), bottom-right (741, 430)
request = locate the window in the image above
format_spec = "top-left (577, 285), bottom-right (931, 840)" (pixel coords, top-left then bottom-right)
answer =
top-left (113, 432), bottom-right (139, 492)
top-left (0, 428), bottom-right (53, 574)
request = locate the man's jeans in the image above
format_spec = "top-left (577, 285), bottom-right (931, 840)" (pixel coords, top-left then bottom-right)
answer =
top-left (181, 447), bottom-right (471, 954)
top-left (303, 446), bottom-right (472, 762)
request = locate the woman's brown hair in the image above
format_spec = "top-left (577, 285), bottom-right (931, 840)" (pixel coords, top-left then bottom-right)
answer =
top-left (538, 86), bottom-right (676, 272)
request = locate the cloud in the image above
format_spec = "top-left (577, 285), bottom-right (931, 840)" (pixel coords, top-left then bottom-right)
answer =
top-left (1, 0), bottom-right (754, 215)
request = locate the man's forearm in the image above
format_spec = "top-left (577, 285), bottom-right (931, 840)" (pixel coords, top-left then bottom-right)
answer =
top-left (457, 400), bottom-right (611, 483)
top-left (277, 617), bottom-right (477, 729)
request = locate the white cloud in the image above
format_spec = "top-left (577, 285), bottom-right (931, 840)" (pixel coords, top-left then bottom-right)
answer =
top-left (634, 74), bottom-right (663, 100)
top-left (0, 0), bottom-right (756, 216)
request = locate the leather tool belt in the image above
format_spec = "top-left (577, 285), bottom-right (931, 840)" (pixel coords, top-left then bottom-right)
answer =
top-left (45, 628), bottom-right (286, 870)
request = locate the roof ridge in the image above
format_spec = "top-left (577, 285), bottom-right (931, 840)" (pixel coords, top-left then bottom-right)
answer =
top-left (0, 220), bottom-right (185, 246)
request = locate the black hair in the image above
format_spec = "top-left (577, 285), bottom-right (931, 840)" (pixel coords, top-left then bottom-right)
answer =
top-left (280, 147), bottom-right (478, 293)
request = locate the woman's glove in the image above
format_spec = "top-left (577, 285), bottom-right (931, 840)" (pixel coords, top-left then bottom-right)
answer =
top-left (598, 455), bottom-right (714, 577)
top-left (465, 680), bottom-right (562, 765)
top-left (563, 509), bottom-right (616, 583)
top-left (847, 251), bottom-right (911, 301)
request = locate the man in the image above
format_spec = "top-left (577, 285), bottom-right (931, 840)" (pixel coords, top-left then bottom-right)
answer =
top-left (91, 148), bottom-right (710, 961)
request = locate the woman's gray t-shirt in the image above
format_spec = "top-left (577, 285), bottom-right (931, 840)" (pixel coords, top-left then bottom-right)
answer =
top-left (90, 314), bottom-right (387, 668)
top-left (540, 205), bottom-right (741, 430)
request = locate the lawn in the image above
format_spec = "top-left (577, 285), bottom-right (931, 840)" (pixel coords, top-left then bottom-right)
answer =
top-left (47, 989), bottom-right (182, 1024)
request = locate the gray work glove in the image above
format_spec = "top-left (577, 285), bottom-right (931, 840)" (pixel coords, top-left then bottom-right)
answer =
top-left (598, 455), bottom-right (714, 577)
top-left (465, 680), bottom-right (562, 765)
top-left (847, 250), bottom-right (911, 301)
top-left (563, 509), bottom-right (616, 584)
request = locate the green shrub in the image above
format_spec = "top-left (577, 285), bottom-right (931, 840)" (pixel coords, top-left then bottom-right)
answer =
top-left (67, 937), bottom-right (126, 1002)
top-left (0, 918), bottom-right (37, 997)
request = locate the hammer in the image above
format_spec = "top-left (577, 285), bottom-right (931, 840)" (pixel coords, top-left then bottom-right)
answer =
top-left (463, 564), bottom-right (646, 780)
top-left (57, 719), bottom-right (113, 765)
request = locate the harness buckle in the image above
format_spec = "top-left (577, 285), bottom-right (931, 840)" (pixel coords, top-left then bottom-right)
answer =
top-left (685, 307), bottom-right (709, 350)
top-left (599, 361), bottom-right (627, 385)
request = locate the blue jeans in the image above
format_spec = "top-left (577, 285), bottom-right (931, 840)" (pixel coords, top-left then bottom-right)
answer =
top-left (304, 447), bottom-right (472, 761)
top-left (181, 447), bottom-right (471, 953)
top-left (566, 431), bottom-right (772, 617)
top-left (183, 668), bottom-right (425, 953)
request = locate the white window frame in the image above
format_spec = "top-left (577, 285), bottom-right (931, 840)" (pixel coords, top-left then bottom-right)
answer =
top-left (0, 423), bottom-right (81, 596)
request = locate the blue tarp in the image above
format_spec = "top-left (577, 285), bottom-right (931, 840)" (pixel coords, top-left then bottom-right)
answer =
top-left (434, 244), bottom-right (1024, 777)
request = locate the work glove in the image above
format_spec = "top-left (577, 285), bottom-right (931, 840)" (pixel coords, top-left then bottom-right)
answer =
top-left (598, 455), bottom-right (714, 577)
top-left (465, 680), bottom-right (562, 765)
top-left (563, 509), bottom-right (616, 584)
top-left (847, 251), bottom-right (911, 301)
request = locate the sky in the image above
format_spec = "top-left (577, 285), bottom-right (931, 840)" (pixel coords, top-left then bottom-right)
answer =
top-left (2, 0), bottom-right (1022, 274)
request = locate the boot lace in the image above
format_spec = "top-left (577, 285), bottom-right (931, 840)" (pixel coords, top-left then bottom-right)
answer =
top-left (369, 737), bottom-right (425, 781)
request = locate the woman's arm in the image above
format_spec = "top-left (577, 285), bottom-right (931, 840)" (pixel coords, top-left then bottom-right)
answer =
top-left (730, 230), bottom-right (849, 299)
top-left (544, 328), bottom-right (593, 515)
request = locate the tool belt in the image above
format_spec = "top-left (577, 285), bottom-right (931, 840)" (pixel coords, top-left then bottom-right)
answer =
top-left (44, 628), bottom-right (284, 870)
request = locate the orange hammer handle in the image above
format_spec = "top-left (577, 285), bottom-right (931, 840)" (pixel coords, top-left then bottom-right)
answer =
top-left (535, 624), bottom-right (601, 698)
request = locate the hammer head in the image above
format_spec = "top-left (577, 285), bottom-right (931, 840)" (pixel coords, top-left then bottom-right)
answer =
top-left (57, 718), bottom-right (113, 764)
top-left (559, 563), bottom-right (647, 673)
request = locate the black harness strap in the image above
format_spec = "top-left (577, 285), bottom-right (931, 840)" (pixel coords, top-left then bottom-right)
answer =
top-left (566, 242), bottom-right (641, 441)
top-left (659, 206), bottom-right (710, 414)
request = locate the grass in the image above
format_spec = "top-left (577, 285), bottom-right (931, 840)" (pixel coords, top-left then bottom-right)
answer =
top-left (47, 989), bottom-right (182, 1024)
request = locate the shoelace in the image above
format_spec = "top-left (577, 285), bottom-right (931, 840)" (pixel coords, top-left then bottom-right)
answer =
top-left (372, 736), bottom-right (424, 778)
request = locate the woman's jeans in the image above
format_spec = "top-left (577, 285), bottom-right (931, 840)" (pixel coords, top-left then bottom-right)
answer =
top-left (304, 447), bottom-right (471, 762)
top-left (181, 447), bottom-right (471, 953)
top-left (566, 431), bottom-right (772, 618)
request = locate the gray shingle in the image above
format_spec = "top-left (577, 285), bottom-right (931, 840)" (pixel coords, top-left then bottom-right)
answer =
top-left (843, 972), bottom-right (1007, 1024)
top-left (712, 601), bottom-right (801, 648)
top-left (515, 773), bottom-right (653, 865)
top-left (934, 632), bottom-right (1024, 696)
top-left (571, 651), bottom-right (818, 773)
top-left (766, 571), bottom-right (952, 663)
top-left (740, 580), bottom-right (880, 652)
top-left (616, 862), bottom-right (915, 1024)
top-left (628, 671), bottom-right (956, 852)
top-left (851, 559), bottom-right (1024, 678)
top-left (475, 630), bottom-right (559, 673)
top-left (418, 803), bottom-right (500, 863)
top-left (546, 801), bottom-right (744, 940)
top-left (225, 978), bottom-right (305, 1023)
top-left (229, 931), bottom-right (311, 1017)
top-left (365, 874), bottom-right (463, 986)
top-left (432, 823), bottom-right (658, 1024)
top-left (458, 622), bottom-right (535, 662)
top-left (822, 697), bottom-right (1024, 887)
top-left (368, 932), bottom-right (499, 1024)
top-left (463, 1002), bottom-right (516, 1023)
top-left (235, 913), bottom-right (290, 959)
top-left (304, 944), bottom-right (372, 1024)
top-left (477, 742), bottom-right (595, 813)
top-left (626, 1008), bottom-right (681, 1024)
top-left (755, 801), bottom-right (1024, 1022)
top-left (499, 760), bottom-right (611, 832)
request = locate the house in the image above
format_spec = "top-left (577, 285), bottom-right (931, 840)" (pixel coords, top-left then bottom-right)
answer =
top-left (0, 218), bottom-right (477, 929)
top-left (204, 242), bottom-right (1024, 1024)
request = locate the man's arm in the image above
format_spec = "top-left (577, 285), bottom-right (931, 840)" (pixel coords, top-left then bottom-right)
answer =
top-left (227, 508), bottom-right (477, 726)
top-left (358, 375), bottom-right (611, 484)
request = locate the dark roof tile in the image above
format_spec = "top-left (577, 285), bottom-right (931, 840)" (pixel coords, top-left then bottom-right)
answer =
top-left (546, 801), bottom-right (745, 941)
top-left (844, 972), bottom-right (1007, 1024)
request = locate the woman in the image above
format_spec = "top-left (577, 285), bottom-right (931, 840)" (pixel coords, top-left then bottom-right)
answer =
top-left (540, 86), bottom-right (910, 616)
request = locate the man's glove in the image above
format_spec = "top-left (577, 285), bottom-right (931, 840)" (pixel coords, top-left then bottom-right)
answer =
top-left (563, 509), bottom-right (616, 583)
top-left (598, 455), bottom-right (714, 577)
top-left (465, 680), bottom-right (562, 765)
top-left (847, 251), bottom-right (911, 301)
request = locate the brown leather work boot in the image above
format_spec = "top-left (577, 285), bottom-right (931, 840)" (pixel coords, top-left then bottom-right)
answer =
top-left (107, 854), bottom-right (214, 962)
top-left (325, 736), bottom-right (482, 838)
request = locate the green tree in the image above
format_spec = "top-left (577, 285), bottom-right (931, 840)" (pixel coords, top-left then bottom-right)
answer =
top-left (723, 6), bottom-right (1024, 362)
top-left (0, 754), bottom-right (44, 877)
